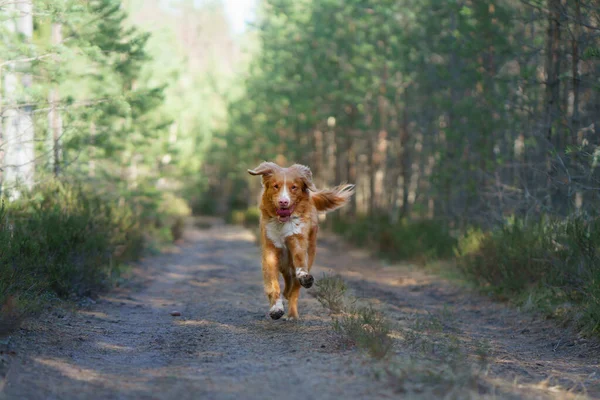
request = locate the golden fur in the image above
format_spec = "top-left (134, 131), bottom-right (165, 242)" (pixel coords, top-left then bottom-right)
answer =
top-left (248, 162), bottom-right (355, 319)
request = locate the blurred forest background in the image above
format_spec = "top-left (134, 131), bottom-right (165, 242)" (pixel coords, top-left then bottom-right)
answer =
top-left (0, 0), bottom-right (243, 323)
top-left (2, 0), bottom-right (600, 335)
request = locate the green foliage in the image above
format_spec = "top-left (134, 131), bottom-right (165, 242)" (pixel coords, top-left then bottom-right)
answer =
top-left (333, 305), bottom-right (393, 360)
top-left (311, 272), bottom-right (392, 359)
top-left (156, 191), bottom-right (192, 241)
top-left (0, 182), bottom-right (144, 309)
top-left (243, 207), bottom-right (261, 226)
top-left (226, 206), bottom-right (260, 227)
top-left (456, 214), bottom-right (600, 334)
top-left (332, 215), bottom-right (457, 263)
top-left (313, 273), bottom-right (347, 313)
top-left (0, 180), bottom-right (190, 322)
top-left (122, 0), bottom-right (244, 208)
top-left (0, 0), bottom-right (211, 333)
top-left (315, 274), bottom-right (488, 397)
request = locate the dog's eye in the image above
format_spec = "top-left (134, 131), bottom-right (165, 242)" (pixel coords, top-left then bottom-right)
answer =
top-left (291, 185), bottom-right (297, 190)
top-left (273, 184), bottom-right (279, 190)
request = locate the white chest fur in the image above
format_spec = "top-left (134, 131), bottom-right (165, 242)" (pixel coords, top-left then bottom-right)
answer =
top-left (265, 217), bottom-right (304, 248)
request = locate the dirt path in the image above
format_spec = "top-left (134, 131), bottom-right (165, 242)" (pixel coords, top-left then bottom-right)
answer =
top-left (1, 221), bottom-right (599, 399)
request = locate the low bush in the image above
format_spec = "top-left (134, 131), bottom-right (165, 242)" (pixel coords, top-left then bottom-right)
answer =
top-left (456, 214), bottom-right (600, 334)
top-left (332, 214), bottom-right (457, 263)
top-left (244, 207), bottom-right (261, 226)
top-left (333, 304), bottom-right (394, 359)
top-left (312, 273), bottom-right (392, 359)
top-left (0, 181), bottom-right (190, 327)
top-left (156, 192), bottom-right (191, 241)
top-left (125, 186), bottom-right (191, 244)
top-left (313, 273), bottom-right (347, 313)
top-left (226, 207), bottom-right (260, 227)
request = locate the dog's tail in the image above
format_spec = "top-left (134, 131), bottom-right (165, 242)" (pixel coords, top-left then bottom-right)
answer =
top-left (311, 184), bottom-right (355, 213)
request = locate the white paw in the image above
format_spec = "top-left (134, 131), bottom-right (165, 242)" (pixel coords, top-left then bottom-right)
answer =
top-left (269, 298), bottom-right (284, 320)
top-left (296, 268), bottom-right (308, 278)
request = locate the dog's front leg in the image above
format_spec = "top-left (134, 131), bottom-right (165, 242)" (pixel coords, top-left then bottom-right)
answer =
top-left (285, 235), bottom-right (313, 289)
top-left (262, 244), bottom-right (284, 320)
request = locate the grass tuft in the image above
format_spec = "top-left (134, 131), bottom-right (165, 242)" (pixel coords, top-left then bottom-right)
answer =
top-left (313, 273), bottom-right (347, 313)
top-left (333, 305), bottom-right (394, 359)
top-left (313, 273), bottom-right (392, 359)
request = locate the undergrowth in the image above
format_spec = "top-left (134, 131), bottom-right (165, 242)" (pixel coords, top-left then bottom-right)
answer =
top-left (331, 214), bottom-right (456, 263)
top-left (0, 181), bottom-right (190, 333)
top-left (226, 207), bottom-right (260, 226)
top-left (226, 203), bottom-right (600, 338)
top-left (333, 304), bottom-right (394, 359)
top-left (315, 274), bottom-right (392, 359)
top-left (456, 213), bottom-right (600, 335)
top-left (315, 274), bottom-right (499, 398)
top-left (313, 273), bottom-right (347, 313)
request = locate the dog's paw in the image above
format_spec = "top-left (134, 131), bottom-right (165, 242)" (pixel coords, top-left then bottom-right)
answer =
top-left (299, 274), bottom-right (314, 289)
top-left (283, 314), bottom-right (299, 322)
top-left (269, 299), bottom-right (285, 320)
top-left (269, 308), bottom-right (284, 320)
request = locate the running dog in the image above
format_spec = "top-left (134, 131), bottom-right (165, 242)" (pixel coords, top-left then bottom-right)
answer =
top-left (248, 162), bottom-right (355, 320)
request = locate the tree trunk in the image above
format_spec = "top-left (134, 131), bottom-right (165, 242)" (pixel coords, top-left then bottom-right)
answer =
top-left (372, 64), bottom-right (389, 214)
top-left (49, 22), bottom-right (63, 177)
top-left (400, 100), bottom-right (410, 219)
top-left (571, 0), bottom-right (581, 142)
top-left (313, 128), bottom-right (323, 186)
top-left (544, 0), bottom-right (562, 209)
top-left (4, 0), bottom-right (35, 195)
top-left (346, 106), bottom-right (357, 216)
top-left (367, 130), bottom-right (375, 215)
top-left (89, 123), bottom-right (96, 177)
top-left (544, 0), bottom-right (561, 147)
top-left (325, 121), bottom-right (336, 187)
top-left (364, 101), bottom-right (376, 215)
top-left (346, 133), bottom-right (356, 215)
top-left (334, 126), bottom-right (344, 185)
top-left (0, 59), bottom-right (4, 191)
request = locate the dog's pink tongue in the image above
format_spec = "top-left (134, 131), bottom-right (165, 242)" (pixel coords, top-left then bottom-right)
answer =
top-left (276, 208), bottom-right (292, 217)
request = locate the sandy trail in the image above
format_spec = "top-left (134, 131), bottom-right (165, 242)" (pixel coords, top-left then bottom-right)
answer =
top-left (1, 221), bottom-right (598, 399)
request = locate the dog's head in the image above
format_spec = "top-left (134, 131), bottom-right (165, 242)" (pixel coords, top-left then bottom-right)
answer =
top-left (248, 162), bottom-right (316, 222)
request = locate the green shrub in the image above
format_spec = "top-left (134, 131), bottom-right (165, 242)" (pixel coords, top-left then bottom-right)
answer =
top-left (124, 186), bottom-right (190, 243)
top-left (333, 305), bottom-right (393, 359)
top-left (226, 207), bottom-right (260, 227)
top-left (0, 181), bottom-right (177, 324)
top-left (313, 273), bottom-right (347, 313)
top-left (332, 214), bottom-right (456, 263)
top-left (227, 209), bottom-right (246, 225)
top-left (455, 219), bottom-right (550, 293)
top-left (244, 207), bottom-right (261, 226)
top-left (157, 192), bottom-right (191, 241)
top-left (456, 214), bottom-right (600, 334)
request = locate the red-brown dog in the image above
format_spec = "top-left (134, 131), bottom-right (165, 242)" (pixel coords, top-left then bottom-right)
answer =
top-left (248, 162), bottom-right (355, 320)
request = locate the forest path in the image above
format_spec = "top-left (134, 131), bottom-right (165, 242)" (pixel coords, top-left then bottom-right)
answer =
top-left (1, 220), bottom-right (599, 399)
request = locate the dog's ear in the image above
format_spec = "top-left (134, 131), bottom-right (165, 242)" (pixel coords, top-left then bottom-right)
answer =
top-left (248, 162), bottom-right (280, 187)
top-left (290, 164), bottom-right (317, 192)
top-left (248, 162), bottom-right (279, 177)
